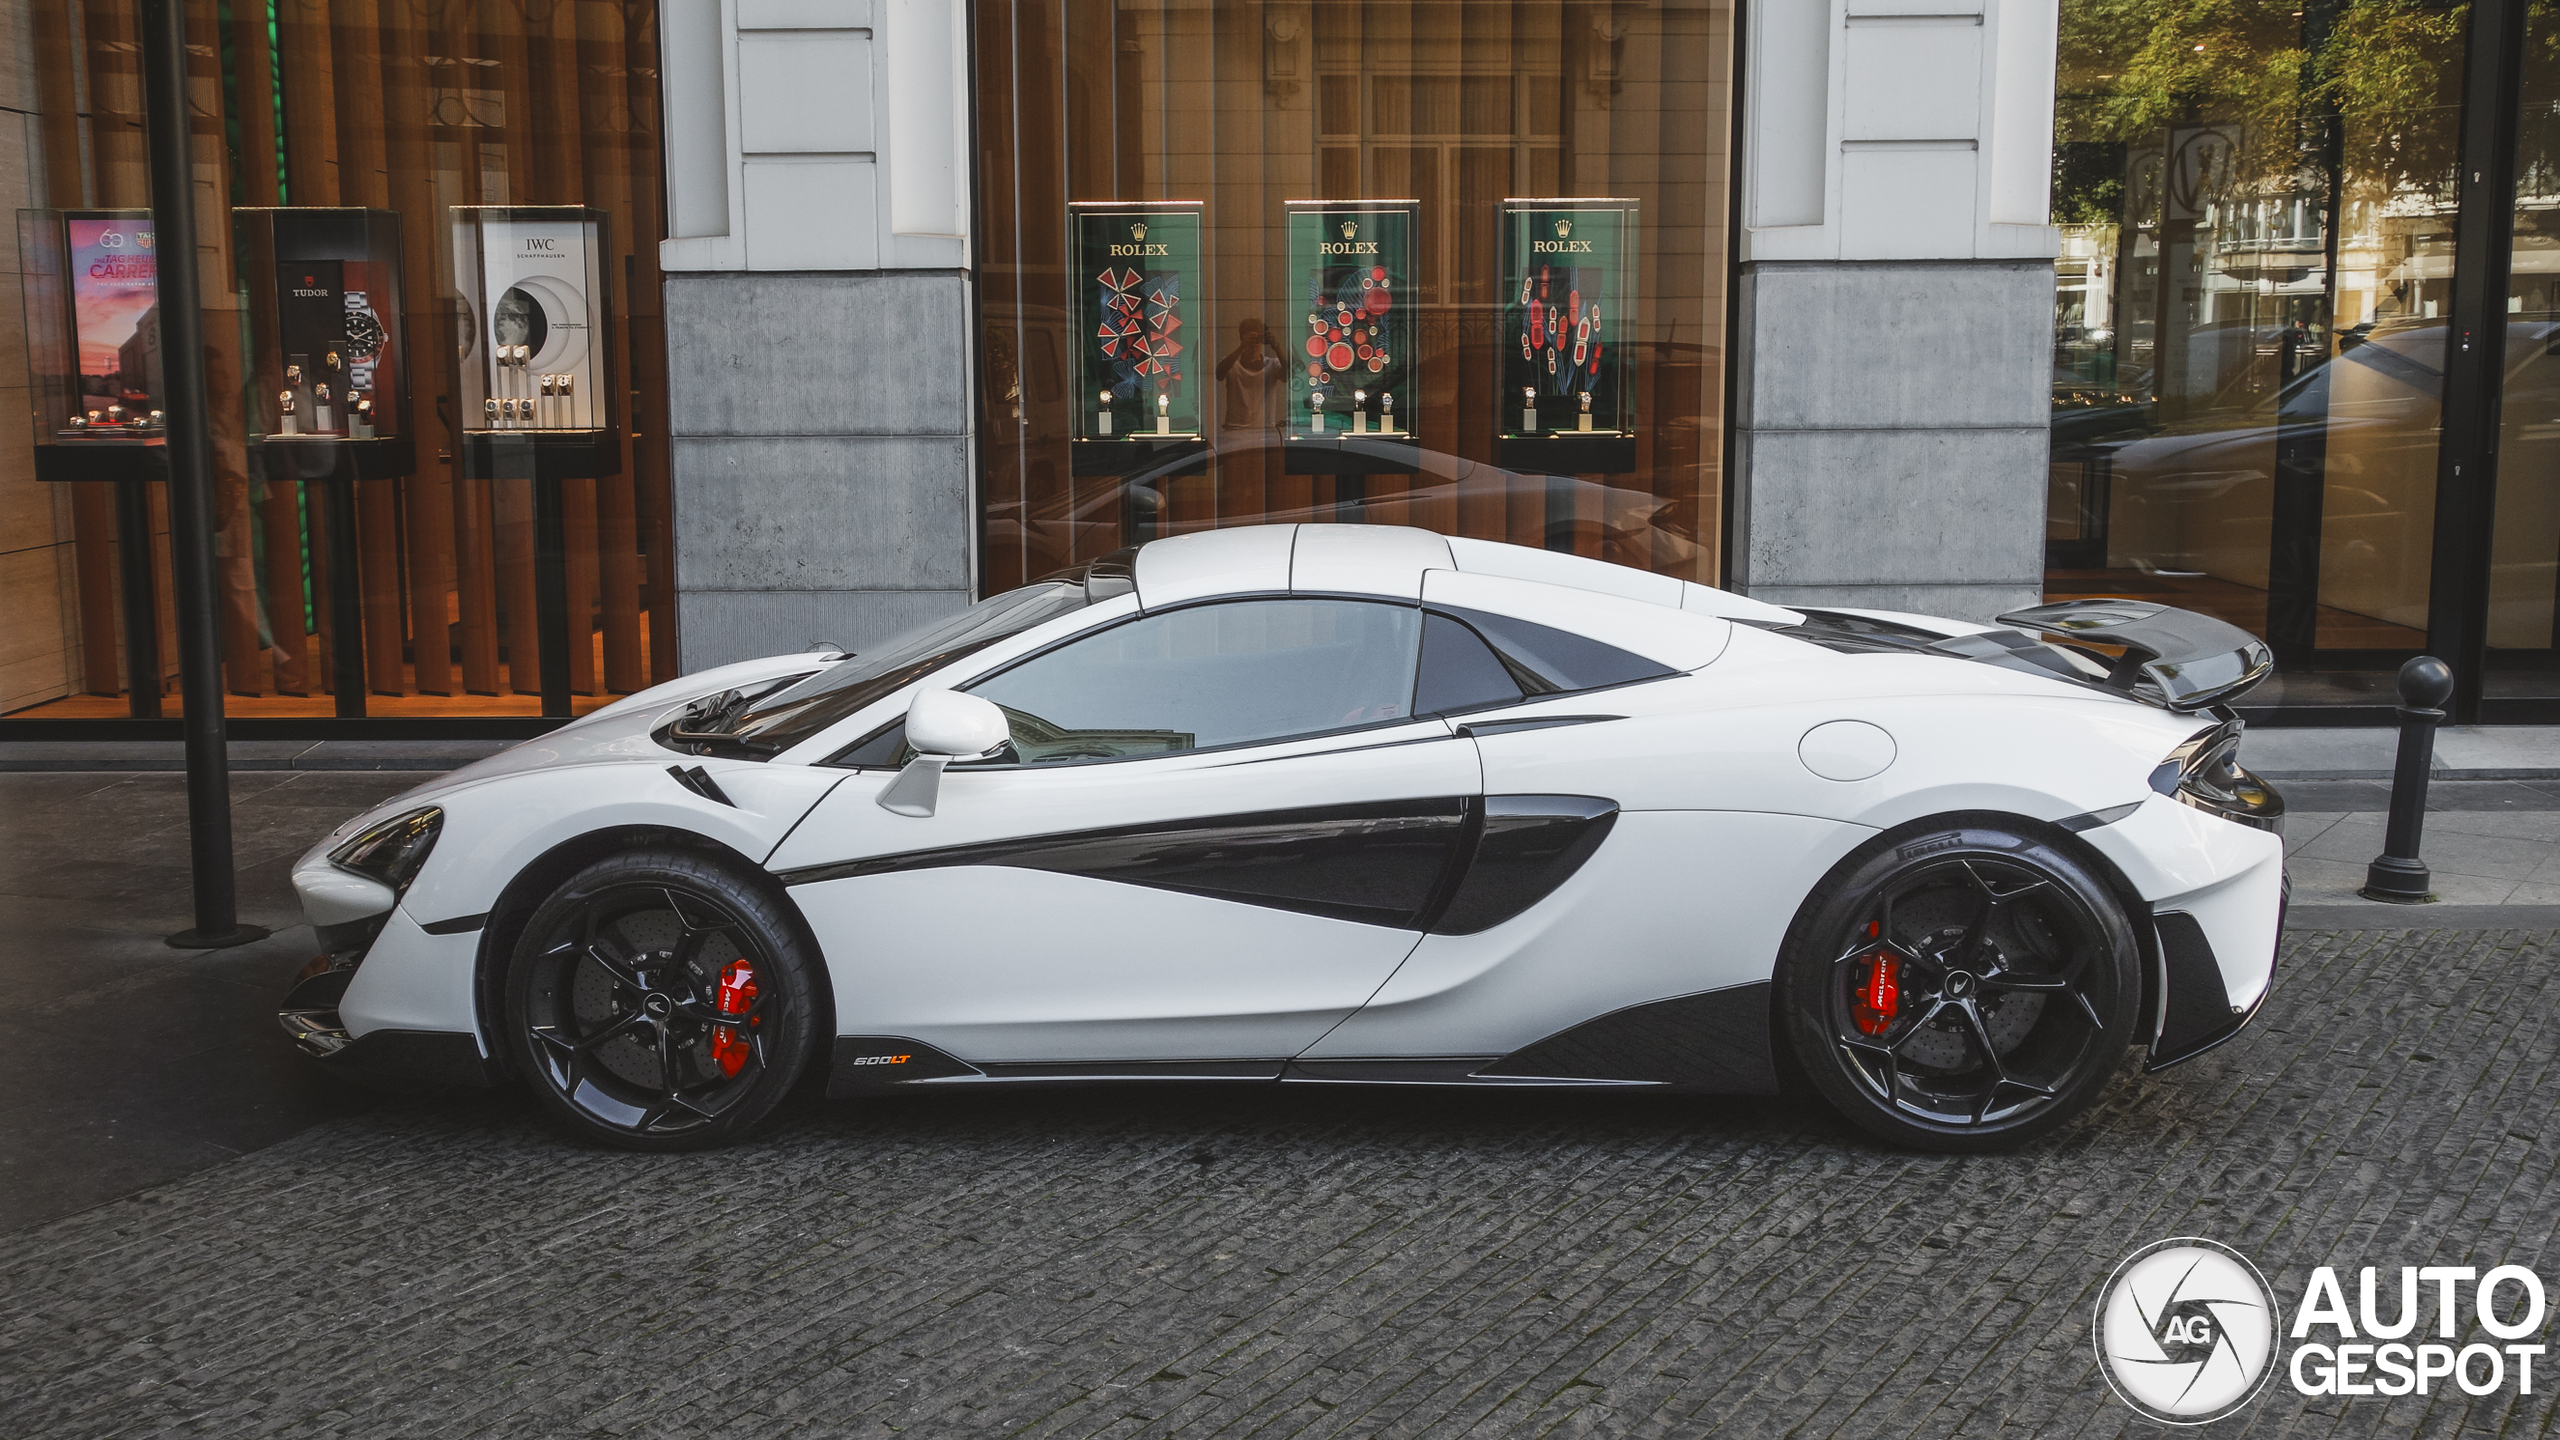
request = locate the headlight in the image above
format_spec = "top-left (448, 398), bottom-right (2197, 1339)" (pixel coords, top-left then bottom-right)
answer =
top-left (328, 805), bottom-right (444, 897)
top-left (2150, 722), bottom-right (2284, 834)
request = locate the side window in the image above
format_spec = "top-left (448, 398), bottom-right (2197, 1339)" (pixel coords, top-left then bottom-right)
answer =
top-left (1415, 613), bottom-right (1525, 716)
top-left (967, 598), bottom-right (1422, 764)
top-left (1414, 605), bottom-right (1676, 716)
top-left (1440, 604), bottom-right (1675, 693)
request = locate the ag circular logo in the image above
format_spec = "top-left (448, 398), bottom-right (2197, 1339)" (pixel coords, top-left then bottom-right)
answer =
top-left (2094, 1238), bottom-right (2282, 1424)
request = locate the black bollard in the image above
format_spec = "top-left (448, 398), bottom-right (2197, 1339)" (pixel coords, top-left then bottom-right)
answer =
top-left (2360, 656), bottom-right (2455, 903)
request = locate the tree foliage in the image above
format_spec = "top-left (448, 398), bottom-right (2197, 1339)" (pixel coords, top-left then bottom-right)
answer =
top-left (2053, 0), bottom-right (2473, 221)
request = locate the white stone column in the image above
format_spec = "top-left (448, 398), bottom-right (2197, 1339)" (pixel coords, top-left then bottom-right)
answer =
top-left (1731, 0), bottom-right (2060, 621)
top-left (656, 0), bottom-right (976, 669)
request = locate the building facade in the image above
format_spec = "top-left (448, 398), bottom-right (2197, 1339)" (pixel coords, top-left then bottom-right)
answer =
top-left (656, 0), bottom-right (2064, 670)
top-left (6, 0), bottom-right (2548, 734)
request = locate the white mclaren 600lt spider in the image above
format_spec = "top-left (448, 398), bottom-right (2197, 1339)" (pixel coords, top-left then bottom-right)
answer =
top-left (281, 525), bottom-right (2286, 1153)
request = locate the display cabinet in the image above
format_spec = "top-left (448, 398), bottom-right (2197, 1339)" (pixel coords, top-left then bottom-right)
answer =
top-left (1068, 200), bottom-right (1206, 478)
top-left (1282, 200), bottom-right (1420, 476)
top-left (19, 209), bottom-right (169, 482)
top-left (233, 207), bottom-right (416, 480)
top-left (451, 205), bottom-right (619, 477)
top-left (1497, 198), bottom-right (1639, 474)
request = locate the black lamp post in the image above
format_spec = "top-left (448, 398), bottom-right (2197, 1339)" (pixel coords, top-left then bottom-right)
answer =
top-left (140, 0), bottom-right (268, 949)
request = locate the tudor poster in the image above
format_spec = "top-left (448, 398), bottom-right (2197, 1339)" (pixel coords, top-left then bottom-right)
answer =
top-left (1283, 201), bottom-right (1416, 438)
top-left (1073, 203), bottom-right (1202, 440)
top-left (1499, 199), bottom-right (1638, 438)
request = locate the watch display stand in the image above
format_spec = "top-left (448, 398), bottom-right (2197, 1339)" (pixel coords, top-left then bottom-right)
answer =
top-left (453, 206), bottom-right (623, 717)
top-left (1496, 435), bottom-right (1638, 475)
top-left (1284, 390), bottom-right (1418, 476)
top-left (19, 209), bottom-right (172, 485)
top-left (1069, 436), bottom-right (1207, 479)
top-left (233, 207), bottom-right (418, 484)
top-left (1497, 199), bottom-right (1640, 477)
top-left (452, 206), bottom-right (621, 483)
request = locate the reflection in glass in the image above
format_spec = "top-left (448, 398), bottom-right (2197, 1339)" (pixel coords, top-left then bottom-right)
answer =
top-left (2048, 1), bottom-right (2469, 702)
top-left (973, 2), bottom-right (1734, 591)
top-left (2488, 4), bottom-right (2560, 698)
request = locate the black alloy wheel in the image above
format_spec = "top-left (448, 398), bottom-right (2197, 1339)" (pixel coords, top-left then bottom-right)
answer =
top-left (503, 849), bottom-right (821, 1151)
top-left (1778, 824), bottom-right (2140, 1152)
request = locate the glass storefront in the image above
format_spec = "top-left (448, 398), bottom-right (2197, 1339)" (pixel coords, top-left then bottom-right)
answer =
top-left (2490, 0), bottom-right (2560, 700)
top-left (9, 0), bottom-right (674, 724)
top-left (2050, 0), bottom-right (2560, 715)
top-left (970, 0), bottom-right (1737, 592)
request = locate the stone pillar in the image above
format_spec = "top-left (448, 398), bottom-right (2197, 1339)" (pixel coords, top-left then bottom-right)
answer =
top-left (1729, 0), bottom-right (2060, 624)
top-left (656, 0), bottom-right (975, 669)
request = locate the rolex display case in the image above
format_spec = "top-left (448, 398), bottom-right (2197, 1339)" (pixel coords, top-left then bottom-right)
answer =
top-left (451, 205), bottom-right (620, 478)
top-left (234, 207), bottom-right (416, 481)
top-left (19, 209), bottom-right (170, 483)
top-left (1282, 200), bottom-right (1420, 477)
top-left (1068, 200), bottom-right (1206, 479)
top-left (1497, 199), bottom-right (1638, 475)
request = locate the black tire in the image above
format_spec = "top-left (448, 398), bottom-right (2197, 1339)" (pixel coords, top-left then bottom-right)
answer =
top-left (1776, 822), bottom-right (2140, 1152)
top-left (502, 848), bottom-right (822, 1151)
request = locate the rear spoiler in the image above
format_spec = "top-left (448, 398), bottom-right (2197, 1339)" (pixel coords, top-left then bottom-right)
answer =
top-left (1995, 599), bottom-right (2273, 712)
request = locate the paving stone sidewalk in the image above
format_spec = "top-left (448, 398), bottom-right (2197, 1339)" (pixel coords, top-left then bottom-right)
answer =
top-left (2, 927), bottom-right (2554, 1439)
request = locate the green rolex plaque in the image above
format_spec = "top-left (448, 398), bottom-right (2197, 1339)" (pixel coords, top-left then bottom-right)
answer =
top-left (1499, 199), bottom-right (1637, 440)
top-left (1072, 202), bottom-right (1203, 441)
top-left (1284, 201), bottom-right (1417, 440)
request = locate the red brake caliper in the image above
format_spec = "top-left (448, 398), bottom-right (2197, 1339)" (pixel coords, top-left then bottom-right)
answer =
top-left (1851, 921), bottom-right (1899, 1036)
top-left (711, 959), bottom-right (758, 1076)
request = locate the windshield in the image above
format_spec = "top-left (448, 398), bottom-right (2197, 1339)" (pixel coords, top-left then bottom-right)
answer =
top-left (665, 580), bottom-right (1102, 757)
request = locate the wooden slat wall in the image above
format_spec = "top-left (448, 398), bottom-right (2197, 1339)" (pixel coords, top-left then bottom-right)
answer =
top-left (378, 4), bottom-right (456, 696)
top-left (974, 2), bottom-right (1026, 591)
top-left (29, 6), bottom-right (123, 696)
top-left (580, 8), bottom-right (644, 694)
top-left (32, 0), bottom-right (677, 716)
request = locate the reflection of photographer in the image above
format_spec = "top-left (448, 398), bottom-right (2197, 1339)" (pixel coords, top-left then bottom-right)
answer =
top-left (1218, 318), bottom-right (1283, 430)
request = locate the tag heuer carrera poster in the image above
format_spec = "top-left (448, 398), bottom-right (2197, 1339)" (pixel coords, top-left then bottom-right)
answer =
top-left (1499, 199), bottom-right (1637, 438)
top-left (1284, 201), bottom-right (1416, 438)
top-left (1072, 202), bottom-right (1203, 441)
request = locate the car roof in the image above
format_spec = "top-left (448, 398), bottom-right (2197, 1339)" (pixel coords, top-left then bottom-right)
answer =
top-left (1127, 524), bottom-right (1801, 623)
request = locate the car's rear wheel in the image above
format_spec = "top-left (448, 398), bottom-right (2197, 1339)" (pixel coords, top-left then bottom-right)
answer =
top-left (1777, 823), bottom-right (2140, 1152)
top-left (503, 849), bottom-right (821, 1151)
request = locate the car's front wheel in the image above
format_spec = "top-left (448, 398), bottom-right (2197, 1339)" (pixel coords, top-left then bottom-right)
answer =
top-left (503, 848), bottom-right (822, 1150)
top-left (1777, 823), bottom-right (2140, 1152)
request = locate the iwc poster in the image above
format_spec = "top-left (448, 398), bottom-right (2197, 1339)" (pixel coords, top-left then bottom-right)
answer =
top-left (1072, 202), bottom-right (1202, 442)
top-left (1283, 201), bottom-right (1416, 443)
top-left (1499, 199), bottom-right (1638, 471)
top-left (452, 206), bottom-right (609, 435)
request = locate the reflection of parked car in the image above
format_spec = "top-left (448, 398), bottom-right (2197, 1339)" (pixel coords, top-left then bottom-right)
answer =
top-left (2095, 322), bottom-right (2557, 619)
top-left (2050, 375), bottom-right (2152, 455)
top-left (985, 433), bottom-right (1710, 579)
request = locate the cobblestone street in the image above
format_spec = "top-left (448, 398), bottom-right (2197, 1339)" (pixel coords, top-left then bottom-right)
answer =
top-left (3, 925), bottom-right (2554, 1438)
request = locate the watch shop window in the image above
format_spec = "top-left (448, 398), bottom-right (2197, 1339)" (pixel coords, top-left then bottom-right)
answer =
top-left (972, 0), bottom-right (1737, 594)
top-left (7, 0), bottom-right (676, 724)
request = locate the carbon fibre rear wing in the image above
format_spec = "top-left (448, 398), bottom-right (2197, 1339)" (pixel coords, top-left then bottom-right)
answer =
top-left (1995, 599), bottom-right (2273, 712)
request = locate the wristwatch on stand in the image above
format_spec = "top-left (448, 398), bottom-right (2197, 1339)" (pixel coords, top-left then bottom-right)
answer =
top-left (342, 291), bottom-right (387, 394)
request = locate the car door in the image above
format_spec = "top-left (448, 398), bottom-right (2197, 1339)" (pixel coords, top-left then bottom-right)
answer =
top-left (766, 594), bottom-right (1481, 1067)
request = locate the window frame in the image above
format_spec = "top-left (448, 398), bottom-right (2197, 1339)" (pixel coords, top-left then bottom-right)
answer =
top-left (818, 585), bottom-right (1696, 772)
top-left (835, 592), bottom-right (1441, 772)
